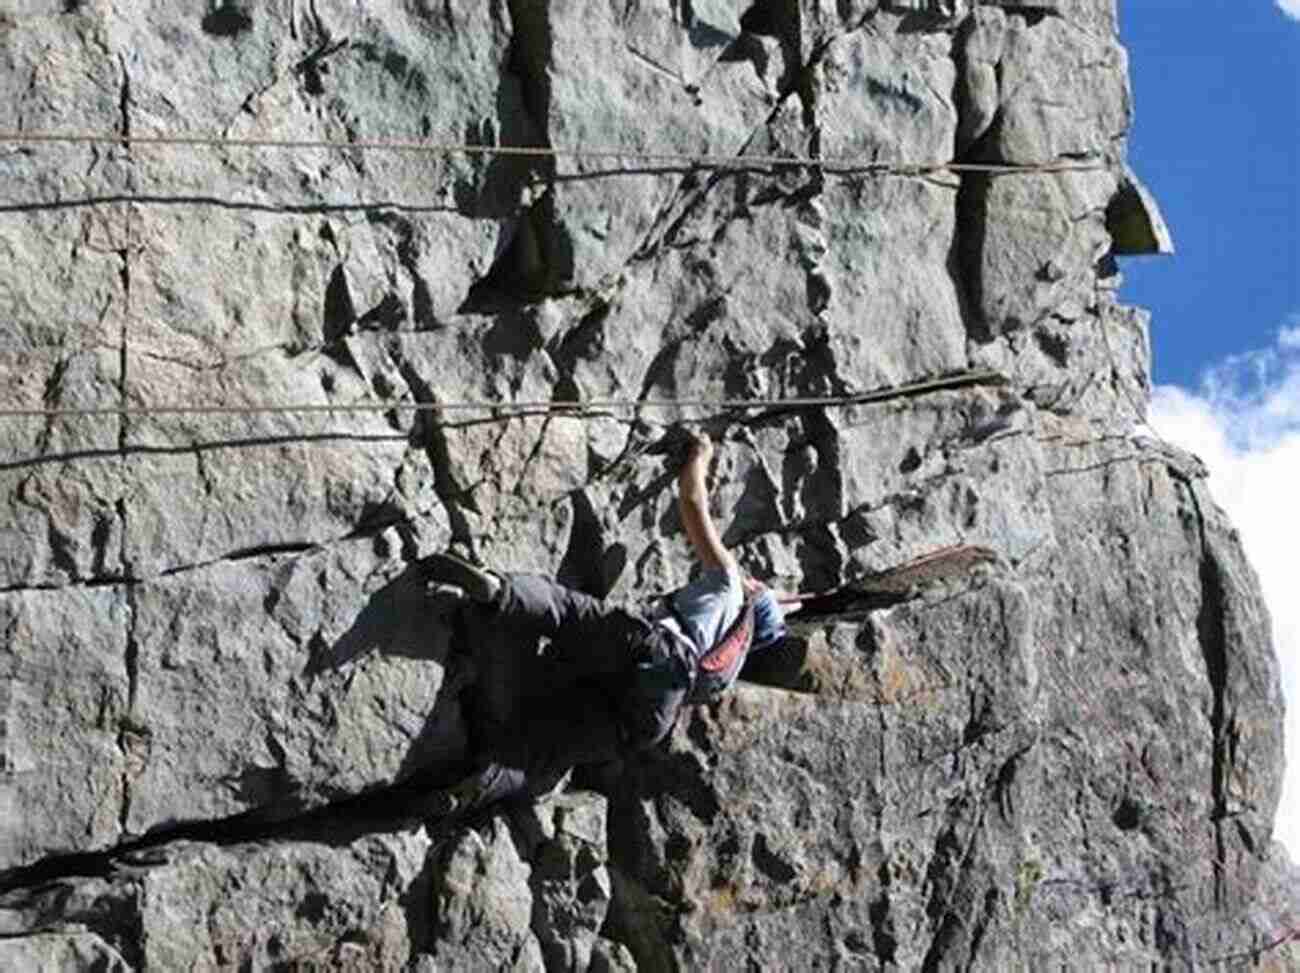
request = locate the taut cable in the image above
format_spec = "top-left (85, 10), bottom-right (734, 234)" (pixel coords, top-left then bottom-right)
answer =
top-left (0, 129), bottom-right (1108, 176)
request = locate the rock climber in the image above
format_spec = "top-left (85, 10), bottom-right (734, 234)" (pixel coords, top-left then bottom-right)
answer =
top-left (412, 430), bottom-right (798, 822)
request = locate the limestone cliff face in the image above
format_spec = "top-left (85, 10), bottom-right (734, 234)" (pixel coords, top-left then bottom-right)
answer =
top-left (0, 0), bottom-right (1295, 968)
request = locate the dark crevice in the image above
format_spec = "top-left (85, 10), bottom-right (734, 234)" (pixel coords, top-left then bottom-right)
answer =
top-left (393, 356), bottom-right (477, 546)
top-left (114, 495), bottom-right (139, 837)
top-left (743, 0), bottom-right (827, 151)
top-left (750, 832), bottom-right (797, 883)
top-left (952, 172), bottom-right (991, 344)
top-left (116, 245), bottom-right (130, 453)
top-left (992, 747), bottom-right (1031, 823)
top-left (46, 520), bottom-right (79, 579)
top-left (1033, 325), bottom-right (1069, 368)
top-left (411, 273), bottom-right (434, 330)
top-left (454, 1), bottom-right (574, 309)
top-left (918, 821), bottom-right (964, 972)
top-left (868, 862), bottom-right (899, 962)
top-left (1, 575), bottom-right (142, 594)
top-left (1112, 796), bottom-right (1140, 832)
top-left (115, 55), bottom-right (134, 456)
top-left (115, 240), bottom-right (132, 457)
top-left (356, 292), bottom-right (407, 332)
top-left (322, 264), bottom-right (357, 344)
top-left (1, 582), bottom-right (59, 594)
top-left (293, 38), bottom-right (348, 96)
top-left (1171, 468), bottom-right (1230, 906)
top-left (1195, 528), bottom-right (1229, 899)
top-left (999, 6), bottom-right (1052, 28)
top-left (347, 499), bottom-right (413, 540)
top-left (964, 887), bottom-right (1000, 966)
top-left (1234, 818), bottom-right (1256, 855)
top-left (89, 514), bottom-right (113, 577)
top-left (116, 56), bottom-right (131, 141)
top-left (218, 541), bottom-right (321, 563)
top-left (506, 0), bottom-right (553, 142)
top-left (738, 1), bottom-right (783, 37)
top-left (368, 207), bottom-right (437, 330)
top-left (950, 6), bottom-right (1005, 347)
top-left (36, 355), bottom-right (70, 456)
top-left (201, 2), bottom-right (254, 37)
top-left (953, 18), bottom-right (990, 161)
top-left (147, 542), bottom-right (327, 580)
top-left (549, 295), bottom-right (613, 388)
top-left (459, 200), bottom-right (571, 309)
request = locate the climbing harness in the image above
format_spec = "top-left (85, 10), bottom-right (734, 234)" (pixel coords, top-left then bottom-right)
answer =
top-left (676, 595), bottom-right (757, 704)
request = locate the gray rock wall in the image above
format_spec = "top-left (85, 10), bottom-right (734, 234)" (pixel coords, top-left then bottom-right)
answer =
top-left (1, 0), bottom-right (1295, 969)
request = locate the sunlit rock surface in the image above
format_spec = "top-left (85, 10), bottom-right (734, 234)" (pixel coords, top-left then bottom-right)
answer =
top-left (1, 0), bottom-right (1294, 968)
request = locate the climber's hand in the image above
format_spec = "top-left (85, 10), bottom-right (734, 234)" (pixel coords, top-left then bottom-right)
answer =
top-left (686, 430), bottom-right (713, 466)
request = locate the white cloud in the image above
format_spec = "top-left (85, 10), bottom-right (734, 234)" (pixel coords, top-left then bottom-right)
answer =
top-left (1146, 323), bottom-right (1300, 860)
top-left (1280, 0), bottom-right (1300, 22)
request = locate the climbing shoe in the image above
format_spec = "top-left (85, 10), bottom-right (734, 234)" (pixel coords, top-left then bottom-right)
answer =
top-left (413, 769), bottom-right (496, 821)
top-left (419, 788), bottom-right (460, 820)
top-left (419, 551), bottom-right (501, 604)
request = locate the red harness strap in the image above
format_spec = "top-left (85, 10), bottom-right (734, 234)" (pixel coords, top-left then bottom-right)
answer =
top-left (699, 598), bottom-right (754, 672)
top-left (682, 596), bottom-right (756, 704)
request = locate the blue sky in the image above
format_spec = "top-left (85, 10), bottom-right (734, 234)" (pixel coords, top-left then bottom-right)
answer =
top-left (1121, 1), bottom-right (1299, 386)
top-left (1120, 2), bottom-right (1300, 860)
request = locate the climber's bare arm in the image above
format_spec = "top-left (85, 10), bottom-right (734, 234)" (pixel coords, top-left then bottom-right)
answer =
top-left (742, 575), bottom-right (804, 615)
top-left (677, 433), bottom-right (803, 614)
top-left (677, 433), bottom-right (737, 574)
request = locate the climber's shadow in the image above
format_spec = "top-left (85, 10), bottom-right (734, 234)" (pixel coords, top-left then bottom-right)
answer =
top-left (302, 561), bottom-right (558, 785)
top-left (738, 632), bottom-right (811, 689)
top-left (304, 562), bottom-right (547, 732)
top-left (295, 564), bottom-right (498, 793)
top-left (303, 563), bottom-right (465, 677)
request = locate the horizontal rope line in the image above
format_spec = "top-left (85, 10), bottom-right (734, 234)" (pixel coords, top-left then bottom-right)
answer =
top-left (0, 130), bottom-right (1107, 176)
top-left (0, 370), bottom-right (1007, 420)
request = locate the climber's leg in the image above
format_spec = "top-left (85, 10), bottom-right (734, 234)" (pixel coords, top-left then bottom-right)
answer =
top-left (421, 553), bottom-right (642, 673)
top-left (493, 573), bottom-right (642, 668)
top-left (408, 761), bottom-right (527, 821)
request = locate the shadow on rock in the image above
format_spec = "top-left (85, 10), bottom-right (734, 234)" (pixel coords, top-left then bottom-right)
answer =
top-left (303, 562), bottom-right (463, 677)
top-left (294, 562), bottom-right (484, 809)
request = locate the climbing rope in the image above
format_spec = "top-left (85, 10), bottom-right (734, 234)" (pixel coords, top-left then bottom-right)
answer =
top-left (0, 369), bottom-right (1008, 421)
top-left (0, 131), bottom-right (1094, 424)
top-left (0, 129), bottom-right (1107, 177)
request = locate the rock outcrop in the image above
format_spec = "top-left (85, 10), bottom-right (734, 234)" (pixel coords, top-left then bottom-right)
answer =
top-left (1, 0), bottom-right (1294, 968)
